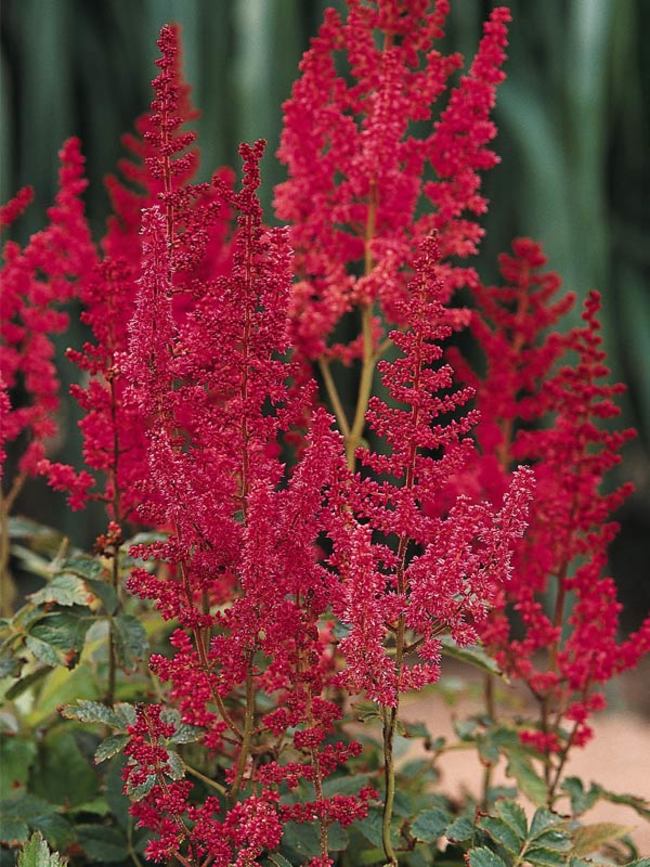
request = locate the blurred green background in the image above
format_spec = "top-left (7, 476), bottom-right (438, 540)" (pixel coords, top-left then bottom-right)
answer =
top-left (1, 0), bottom-right (648, 631)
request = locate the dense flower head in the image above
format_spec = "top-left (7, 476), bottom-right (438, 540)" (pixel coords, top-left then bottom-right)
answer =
top-left (459, 240), bottom-right (649, 752)
top-left (276, 0), bottom-right (511, 360)
top-left (4, 8), bottom-right (648, 865)
top-left (329, 236), bottom-right (534, 706)
top-left (1, 138), bottom-right (95, 479)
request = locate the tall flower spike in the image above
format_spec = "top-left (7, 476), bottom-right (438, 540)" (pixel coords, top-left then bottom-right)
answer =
top-left (41, 24), bottom-right (234, 520)
top-left (1, 139), bottom-right (95, 484)
top-left (332, 236), bottom-right (534, 706)
top-left (461, 241), bottom-right (649, 773)
top-left (276, 1), bottom-right (511, 360)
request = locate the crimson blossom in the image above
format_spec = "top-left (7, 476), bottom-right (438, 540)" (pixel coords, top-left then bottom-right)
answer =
top-left (451, 239), bottom-right (650, 797)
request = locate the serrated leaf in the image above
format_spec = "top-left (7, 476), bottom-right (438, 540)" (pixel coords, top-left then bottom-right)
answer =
top-left (127, 774), bottom-right (155, 801)
top-left (446, 815), bottom-right (475, 842)
top-left (76, 824), bottom-right (129, 863)
top-left (28, 575), bottom-right (92, 607)
top-left (25, 636), bottom-right (64, 667)
top-left (479, 816), bottom-right (522, 855)
top-left (165, 750), bottom-right (185, 780)
top-left (61, 700), bottom-right (119, 726)
top-left (95, 734), bottom-right (129, 764)
top-left (468, 846), bottom-right (508, 867)
top-left (113, 614), bottom-right (147, 670)
top-left (17, 831), bottom-right (67, 866)
top-left (29, 610), bottom-right (91, 657)
top-left (411, 807), bottom-right (449, 842)
top-left (57, 557), bottom-right (103, 580)
top-left (572, 823), bottom-right (633, 857)
top-left (495, 799), bottom-right (528, 840)
top-left (112, 702), bottom-right (137, 728)
top-left (505, 752), bottom-right (548, 806)
top-left (356, 809), bottom-right (399, 849)
top-left (170, 723), bottom-right (203, 744)
top-left (530, 809), bottom-right (564, 837)
top-left (534, 829), bottom-right (573, 853)
top-left (281, 821), bottom-right (320, 859)
top-left (526, 847), bottom-right (569, 867)
top-left (561, 777), bottom-right (600, 817)
top-left (597, 787), bottom-right (650, 820)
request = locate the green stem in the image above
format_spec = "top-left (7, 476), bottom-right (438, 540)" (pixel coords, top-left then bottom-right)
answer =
top-left (183, 760), bottom-right (227, 794)
top-left (382, 703), bottom-right (399, 866)
top-left (230, 656), bottom-right (255, 802)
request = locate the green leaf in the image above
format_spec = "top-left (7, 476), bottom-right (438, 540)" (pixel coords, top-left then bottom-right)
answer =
top-left (113, 614), bottom-right (148, 671)
top-left (322, 773), bottom-right (373, 797)
top-left (169, 723), bottom-right (203, 744)
top-left (57, 557), bottom-right (103, 581)
top-left (4, 666), bottom-right (52, 701)
top-left (61, 700), bottom-right (119, 726)
top-left (468, 847), bottom-right (508, 867)
top-left (495, 799), bottom-right (528, 840)
top-left (479, 816), bottom-right (522, 855)
top-left (281, 821), bottom-right (320, 859)
top-left (76, 824), bottom-right (129, 863)
top-left (17, 831), bottom-right (67, 866)
top-left (410, 808), bottom-right (449, 843)
top-left (94, 734), bottom-right (129, 764)
top-left (0, 795), bottom-right (73, 848)
top-left (572, 823), bottom-right (633, 857)
top-left (165, 750), bottom-right (185, 781)
top-left (68, 799), bottom-right (111, 817)
top-left (83, 578), bottom-right (118, 614)
top-left (505, 751), bottom-right (548, 806)
top-left (0, 736), bottom-right (37, 799)
top-left (111, 702), bottom-right (137, 728)
top-left (439, 635), bottom-right (503, 677)
top-left (596, 787), bottom-right (650, 820)
top-left (0, 651), bottom-right (22, 679)
top-left (530, 809), bottom-right (563, 837)
top-left (25, 636), bottom-right (64, 668)
top-left (105, 756), bottom-right (129, 829)
top-left (28, 575), bottom-right (92, 607)
top-left (265, 856), bottom-right (293, 867)
top-left (561, 778), bottom-right (600, 817)
top-left (127, 774), bottom-right (155, 802)
top-left (526, 847), bottom-right (569, 867)
top-left (29, 610), bottom-right (92, 660)
top-left (31, 729), bottom-right (98, 807)
top-left (446, 815), bottom-right (475, 842)
top-left (328, 822), bottom-right (349, 851)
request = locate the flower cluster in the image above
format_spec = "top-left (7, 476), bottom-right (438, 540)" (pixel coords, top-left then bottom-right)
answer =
top-left (276, 0), bottom-right (510, 360)
top-left (457, 239), bottom-right (650, 765)
top-left (330, 237), bottom-right (534, 707)
top-left (2, 4), bottom-right (647, 865)
top-left (0, 139), bottom-right (94, 489)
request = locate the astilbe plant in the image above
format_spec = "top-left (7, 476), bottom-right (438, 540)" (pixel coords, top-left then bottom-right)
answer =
top-left (449, 240), bottom-right (650, 806)
top-left (1, 4), bottom-right (649, 867)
